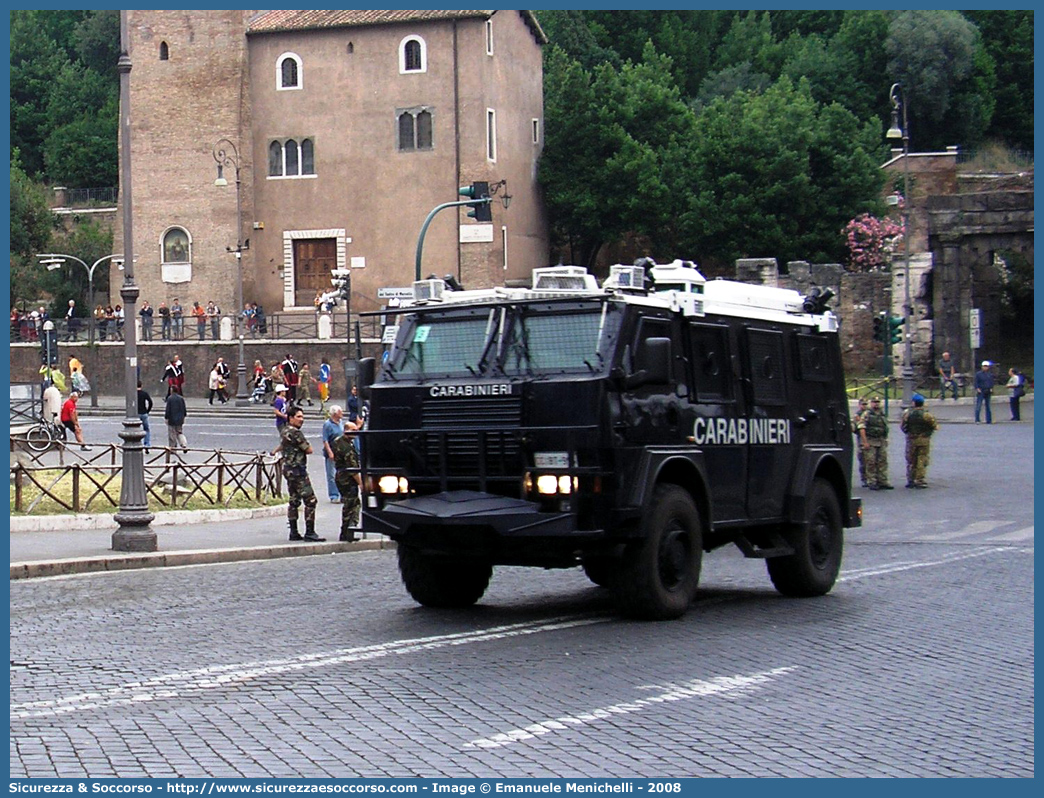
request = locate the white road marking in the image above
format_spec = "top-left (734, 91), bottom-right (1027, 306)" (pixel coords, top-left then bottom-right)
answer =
top-left (838, 546), bottom-right (1009, 582)
top-left (10, 616), bottom-right (610, 719)
top-left (928, 520), bottom-right (1010, 541)
top-left (990, 526), bottom-right (1034, 543)
top-left (463, 667), bottom-right (797, 750)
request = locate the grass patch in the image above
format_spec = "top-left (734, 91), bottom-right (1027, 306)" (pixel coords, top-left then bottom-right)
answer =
top-left (11, 468), bottom-right (285, 516)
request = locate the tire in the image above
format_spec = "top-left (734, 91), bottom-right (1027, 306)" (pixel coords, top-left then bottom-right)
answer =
top-left (615, 485), bottom-right (702, 620)
top-left (767, 477), bottom-right (843, 597)
top-left (581, 555), bottom-right (618, 589)
top-left (25, 425), bottom-right (53, 453)
top-left (397, 545), bottom-right (493, 608)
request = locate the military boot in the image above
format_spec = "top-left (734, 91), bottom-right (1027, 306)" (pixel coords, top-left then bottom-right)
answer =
top-left (303, 520), bottom-right (326, 542)
top-left (288, 519), bottom-right (303, 542)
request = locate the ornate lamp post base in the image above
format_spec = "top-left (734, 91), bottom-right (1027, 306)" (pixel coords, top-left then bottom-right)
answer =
top-left (112, 418), bottom-right (156, 552)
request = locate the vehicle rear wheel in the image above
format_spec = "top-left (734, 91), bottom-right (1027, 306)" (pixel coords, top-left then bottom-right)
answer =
top-left (767, 477), bottom-right (843, 597)
top-left (397, 545), bottom-right (493, 608)
top-left (25, 424), bottom-right (53, 453)
top-left (615, 485), bottom-right (702, 620)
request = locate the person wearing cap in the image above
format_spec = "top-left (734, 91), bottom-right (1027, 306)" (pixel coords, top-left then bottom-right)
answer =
top-left (273, 384), bottom-right (290, 432)
top-left (852, 397), bottom-right (869, 487)
top-left (856, 396), bottom-right (893, 490)
top-left (974, 360), bottom-right (995, 424)
top-left (901, 393), bottom-right (938, 488)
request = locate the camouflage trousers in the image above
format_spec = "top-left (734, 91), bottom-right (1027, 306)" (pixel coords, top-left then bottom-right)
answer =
top-left (854, 437), bottom-right (867, 485)
top-left (335, 474), bottom-right (361, 536)
top-left (905, 437), bottom-right (932, 486)
top-left (285, 471), bottom-right (317, 525)
top-left (864, 439), bottom-right (889, 487)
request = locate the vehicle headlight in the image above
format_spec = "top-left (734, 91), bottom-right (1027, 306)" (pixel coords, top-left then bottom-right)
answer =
top-left (527, 473), bottom-right (578, 496)
top-left (377, 475), bottom-right (409, 494)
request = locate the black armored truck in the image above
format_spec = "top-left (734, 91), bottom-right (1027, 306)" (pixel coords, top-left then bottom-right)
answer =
top-left (357, 259), bottom-right (861, 619)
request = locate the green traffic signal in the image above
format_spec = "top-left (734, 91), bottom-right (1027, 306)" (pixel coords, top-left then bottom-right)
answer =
top-left (888, 315), bottom-right (904, 345)
top-left (459, 181), bottom-right (492, 222)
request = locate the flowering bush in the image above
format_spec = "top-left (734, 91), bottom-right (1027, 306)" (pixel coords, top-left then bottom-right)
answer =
top-left (842, 213), bottom-right (904, 272)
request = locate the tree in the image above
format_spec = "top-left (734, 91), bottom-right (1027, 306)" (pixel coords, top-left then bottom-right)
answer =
top-left (10, 153), bottom-right (56, 306)
top-left (963, 10), bottom-right (1033, 152)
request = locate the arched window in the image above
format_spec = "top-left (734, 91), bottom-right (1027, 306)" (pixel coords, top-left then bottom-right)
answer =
top-left (399, 35), bottom-right (426, 74)
top-left (398, 114), bottom-right (415, 152)
top-left (416, 110), bottom-right (433, 150)
top-left (267, 139), bottom-right (318, 178)
top-left (276, 53), bottom-right (303, 90)
top-left (269, 141), bottom-right (283, 177)
top-left (162, 228), bottom-right (191, 264)
top-left (159, 42), bottom-right (169, 61)
top-left (397, 109), bottom-right (435, 152)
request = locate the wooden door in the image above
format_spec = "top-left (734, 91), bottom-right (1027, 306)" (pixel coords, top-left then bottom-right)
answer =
top-left (294, 238), bottom-right (337, 307)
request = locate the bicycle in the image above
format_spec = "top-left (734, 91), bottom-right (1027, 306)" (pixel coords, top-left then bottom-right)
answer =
top-left (24, 413), bottom-right (68, 453)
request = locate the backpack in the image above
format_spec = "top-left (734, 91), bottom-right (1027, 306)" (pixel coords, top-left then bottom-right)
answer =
top-left (1014, 376), bottom-right (1026, 399)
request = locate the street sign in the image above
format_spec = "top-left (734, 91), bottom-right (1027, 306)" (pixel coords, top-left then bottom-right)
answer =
top-left (971, 328), bottom-right (982, 349)
top-left (377, 287), bottom-right (413, 299)
top-left (381, 325), bottom-right (399, 344)
top-left (970, 308), bottom-right (981, 330)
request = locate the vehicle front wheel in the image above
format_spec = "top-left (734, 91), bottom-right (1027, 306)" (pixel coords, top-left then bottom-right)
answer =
top-left (767, 477), bottom-right (843, 597)
top-left (615, 485), bottom-right (702, 620)
top-left (397, 545), bottom-right (493, 608)
top-left (581, 554), bottom-right (618, 588)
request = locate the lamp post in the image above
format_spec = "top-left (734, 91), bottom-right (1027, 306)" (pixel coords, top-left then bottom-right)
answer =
top-left (112, 9), bottom-right (156, 552)
top-left (213, 137), bottom-right (250, 406)
top-left (886, 82), bottom-right (915, 408)
top-left (37, 253), bottom-right (124, 347)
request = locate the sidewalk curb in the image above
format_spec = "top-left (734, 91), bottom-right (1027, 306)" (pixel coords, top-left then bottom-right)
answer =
top-left (9, 504), bottom-right (287, 533)
top-left (10, 538), bottom-right (395, 580)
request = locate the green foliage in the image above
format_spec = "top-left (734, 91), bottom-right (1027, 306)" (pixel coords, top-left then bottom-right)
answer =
top-left (963, 10), bottom-right (1033, 152)
top-left (10, 154), bottom-right (57, 307)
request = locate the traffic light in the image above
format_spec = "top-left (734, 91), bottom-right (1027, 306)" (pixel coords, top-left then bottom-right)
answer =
top-left (872, 315), bottom-right (884, 342)
top-left (459, 181), bottom-right (492, 222)
top-left (888, 315), bottom-right (904, 345)
top-left (40, 326), bottom-right (58, 366)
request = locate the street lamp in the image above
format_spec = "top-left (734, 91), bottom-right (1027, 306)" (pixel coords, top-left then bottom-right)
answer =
top-left (887, 82), bottom-right (915, 408)
top-left (213, 137), bottom-right (251, 406)
top-left (112, 8), bottom-right (156, 552)
top-left (37, 253), bottom-right (125, 350)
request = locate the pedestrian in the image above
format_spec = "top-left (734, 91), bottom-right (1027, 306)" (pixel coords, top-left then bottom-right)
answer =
top-left (114, 305), bottom-right (124, 340)
top-left (94, 304), bottom-right (107, 341)
top-left (137, 380), bottom-right (153, 452)
top-left (164, 388), bottom-right (188, 450)
top-left (273, 405), bottom-right (325, 542)
top-left (852, 397), bottom-right (868, 487)
top-left (1006, 367), bottom-right (1026, 421)
top-left (317, 357), bottom-right (332, 412)
top-left (331, 418), bottom-right (363, 542)
top-left (254, 303), bottom-right (267, 336)
top-left (216, 357), bottom-right (231, 402)
top-left (69, 356), bottom-right (90, 396)
top-left (206, 300), bottom-right (221, 340)
top-left (347, 384), bottom-right (360, 424)
top-left (162, 356), bottom-right (185, 397)
top-left (273, 384), bottom-right (290, 433)
top-left (281, 353), bottom-right (300, 402)
top-left (241, 303), bottom-right (255, 337)
top-left (937, 351), bottom-right (959, 401)
top-left (171, 298), bottom-right (184, 340)
top-left (974, 360), bottom-right (995, 424)
top-left (298, 362), bottom-right (314, 406)
top-left (64, 299), bottom-right (79, 342)
top-left (208, 364), bottom-right (226, 405)
top-left (322, 405), bottom-right (345, 503)
top-left (104, 306), bottom-right (116, 341)
top-left (158, 301), bottom-right (171, 340)
top-left (60, 390), bottom-right (91, 450)
top-left (857, 395), bottom-right (893, 490)
top-left (900, 393), bottom-right (938, 489)
top-left (139, 300), bottom-right (154, 341)
top-left (192, 301), bottom-right (206, 340)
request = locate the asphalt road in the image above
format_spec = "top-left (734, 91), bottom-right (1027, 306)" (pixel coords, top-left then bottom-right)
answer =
top-left (10, 422), bottom-right (1034, 778)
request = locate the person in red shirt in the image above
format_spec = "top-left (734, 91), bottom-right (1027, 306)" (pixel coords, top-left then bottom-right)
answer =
top-left (60, 391), bottom-right (90, 450)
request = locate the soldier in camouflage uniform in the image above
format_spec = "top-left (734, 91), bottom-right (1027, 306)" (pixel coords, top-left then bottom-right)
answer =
top-left (330, 423), bottom-right (362, 542)
top-left (852, 397), bottom-right (868, 487)
top-left (900, 393), bottom-right (938, 488)
top-left (275, 406), bottom-right (325, 542)
top-left (857, 396), bottom-right (893, 490)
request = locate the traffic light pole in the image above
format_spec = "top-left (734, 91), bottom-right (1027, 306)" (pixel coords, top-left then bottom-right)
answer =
top-left (414, 198), bottom-right (493, 281)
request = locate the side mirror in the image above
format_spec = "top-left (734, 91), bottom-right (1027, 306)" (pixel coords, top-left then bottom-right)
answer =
top-left (357, 357), bottom-right (376, 399)
top-left (626, 337), bottom-right (671, 389)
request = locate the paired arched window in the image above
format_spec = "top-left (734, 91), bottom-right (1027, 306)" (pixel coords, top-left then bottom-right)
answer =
top-left (162, 227), bottom-right (191, 264)
top-left (397, 109), bottom-right (433, 152)
top-left (276, 52), bottom-right (303, 90)
top-left (399, 35), bottom-right (426, 73)
top-left (269, 138), bottom-right (316, 177)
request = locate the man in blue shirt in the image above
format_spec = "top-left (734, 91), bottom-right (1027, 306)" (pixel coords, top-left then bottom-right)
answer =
top-left (974, 360), bottom-right (995, 424)
top-left (321, 405), bottom-right (346, 502)
top-left (317, 358), bottom-right (331, 412)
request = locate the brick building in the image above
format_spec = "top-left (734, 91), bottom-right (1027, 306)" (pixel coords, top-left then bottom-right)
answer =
top-left (112, 10), bottom-right (549, 316)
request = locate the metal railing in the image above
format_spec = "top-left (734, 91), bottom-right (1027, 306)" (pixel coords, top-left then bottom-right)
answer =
top-left (10, 442), bottom-right (284, 514)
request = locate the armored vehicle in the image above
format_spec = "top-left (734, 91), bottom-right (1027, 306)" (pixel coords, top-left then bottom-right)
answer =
top-left (357, 259), bottom-right (861, 619)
